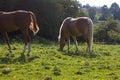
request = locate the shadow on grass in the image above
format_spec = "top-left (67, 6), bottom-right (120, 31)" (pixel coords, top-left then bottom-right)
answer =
top-left (61, 50), bottom-right (98, 58)
top-left (0, 57), bottom-right (12, 64)
top-left (13, 55), bottom-right (40, 64)
top-left (0, 55), bottom-right (39, 64)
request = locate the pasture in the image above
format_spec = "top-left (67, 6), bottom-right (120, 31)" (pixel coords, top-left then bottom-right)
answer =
top-left (0, 38), bottom-right (120, 80)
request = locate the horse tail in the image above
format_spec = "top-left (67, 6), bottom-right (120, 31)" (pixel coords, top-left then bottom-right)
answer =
top-left (29, 11), bottom-right (39, 35)
top-left (88, 18), bottom-right (93, 45)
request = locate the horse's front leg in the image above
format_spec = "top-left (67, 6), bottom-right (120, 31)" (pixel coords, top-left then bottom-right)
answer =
top-left (67, 37), bottom-right (70, 53)
top-left (72, 36), bottom-right (79, 53)
top-left (2, 32), bottom-right (12, 54)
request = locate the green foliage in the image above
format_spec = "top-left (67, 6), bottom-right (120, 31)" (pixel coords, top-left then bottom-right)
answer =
top-left (79, 11), bottom-right (88, 17)
top-left (94, 18), bottom-right (120, 43)
top-left (110, 2), bottom-right (120, 20)
top-left (98, 3), bottom-right (120, 21)
top-left (60, 0), bottom-right (81, 17)
top-left (99, 5), bottom-right (111, 20)
top-left (88, 7), bottom-right (96, 21)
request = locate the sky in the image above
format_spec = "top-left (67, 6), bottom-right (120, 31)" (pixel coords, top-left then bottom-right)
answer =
top-left (78, 0), bottom-right (120, 7)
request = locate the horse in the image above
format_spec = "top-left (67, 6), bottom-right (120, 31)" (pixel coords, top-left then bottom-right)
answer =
top-left (0, 10), bottom-right (39, 57)
top-left (58, 17), bottom-right (93, 53)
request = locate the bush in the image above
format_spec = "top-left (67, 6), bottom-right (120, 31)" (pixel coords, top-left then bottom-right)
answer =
top-left (94, 19), bottom-right (120, 44)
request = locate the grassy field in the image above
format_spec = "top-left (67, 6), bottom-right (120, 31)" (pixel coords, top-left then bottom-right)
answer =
top-left (0, 38), bottom-right (120, 80)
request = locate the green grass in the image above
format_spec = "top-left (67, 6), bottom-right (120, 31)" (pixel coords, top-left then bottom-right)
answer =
top-left (0, 39), bottom-right (120, 80)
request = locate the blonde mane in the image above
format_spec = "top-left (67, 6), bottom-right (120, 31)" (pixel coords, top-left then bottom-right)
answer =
top-left (58, 17), bottom-right (71, 42)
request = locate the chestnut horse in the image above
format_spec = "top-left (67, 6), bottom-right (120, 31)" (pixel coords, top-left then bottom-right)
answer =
top-left (58, 17), bottom-right (93, 53)
top-left (0, 10), bottom-right (39, 56)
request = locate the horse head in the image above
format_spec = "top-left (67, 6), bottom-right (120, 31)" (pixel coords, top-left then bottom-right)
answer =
top-left (58, 32), bottom-right (65, 51)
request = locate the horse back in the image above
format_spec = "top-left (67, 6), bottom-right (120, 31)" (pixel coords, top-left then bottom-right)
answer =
top-left (0, 10), bottom-right (31, 32)
top-left (68, 17), bottom-right (92, 36)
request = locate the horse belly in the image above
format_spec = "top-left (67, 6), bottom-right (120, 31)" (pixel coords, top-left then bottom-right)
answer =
top-left (7, 25), bottom-right (19, 32)
top-left (72, 30), bottom-right (82, 36)
top-left (0, 25), bottom-right (19, 32)
top-left (0, 22), bottom-right (19, 32)
top-left (0, 15), bottom-right (19, 32)
top-left (69, 25), bottom-right (82, 37)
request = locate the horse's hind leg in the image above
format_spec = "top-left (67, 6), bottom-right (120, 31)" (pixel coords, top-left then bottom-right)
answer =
top-left (21, 30), bottom-right (31, 57)
top-left (28, 42), bottom-right (31, 56)
top-left (21, 43), bottom-right (27, 56)
top-left (86, 37), bottom-right (92, 53)
top-left (2, 32), bottom-right (12, 54)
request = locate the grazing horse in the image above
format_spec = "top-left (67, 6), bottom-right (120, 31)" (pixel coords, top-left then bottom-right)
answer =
top-left (58, 17), bottom-right (93, 53)
top-left (0, 10), bottom-right (39, 56)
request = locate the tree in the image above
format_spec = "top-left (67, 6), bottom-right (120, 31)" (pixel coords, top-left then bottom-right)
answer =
top-left (60, 0), bottom-right (81, 18)
top-left (83, 4), bottom-right (90, 9)
top-left (99, 5), bottom-right (111, 20)
top-left (110, 2), bottom-right (120, 20)
top-left (88, 7), bottom-right (96, 21)
top-left (0, 0), bottom-right (82, 40)
top-left (0, 0), bottom-right (17, 11)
